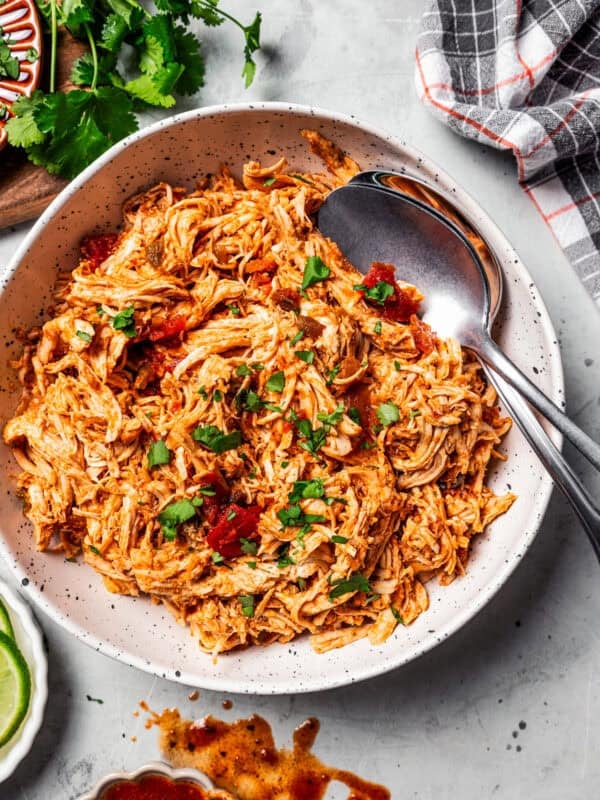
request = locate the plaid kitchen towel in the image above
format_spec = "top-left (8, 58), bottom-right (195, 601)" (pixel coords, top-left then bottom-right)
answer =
top-left (416, 0), bottom-right (600, 304)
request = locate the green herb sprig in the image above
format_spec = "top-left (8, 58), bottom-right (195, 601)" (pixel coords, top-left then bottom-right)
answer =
top-left (6, 0), bottom-right (262, 178)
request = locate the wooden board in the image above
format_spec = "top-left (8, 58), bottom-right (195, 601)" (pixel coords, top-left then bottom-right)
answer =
top-left (0, 29), bottom-right (86, 230)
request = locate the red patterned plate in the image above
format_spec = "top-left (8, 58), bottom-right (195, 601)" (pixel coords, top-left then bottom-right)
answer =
top-left (0, 0), bottom-right (42, 150)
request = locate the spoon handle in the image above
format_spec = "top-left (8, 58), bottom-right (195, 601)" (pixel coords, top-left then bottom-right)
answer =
top-left (486, 369), bottom-right (600, 551)
top-left (475, 335), bottom-right (600, 472)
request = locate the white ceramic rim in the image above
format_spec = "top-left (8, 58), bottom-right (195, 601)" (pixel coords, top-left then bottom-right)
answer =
top-left (0, 579), bottom-right (48, 783)
top-left (0, 101), bottom-right (564, 693)
top-left (77, 761), bottom-right (215, 800)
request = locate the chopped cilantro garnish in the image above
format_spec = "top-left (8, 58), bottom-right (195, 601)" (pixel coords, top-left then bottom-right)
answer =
top-left (158, 499), bottom-right (197, 540)
top-left (213, 389), bottom-right (223, 402)
top-left (265, 404), bottom-right (284, 413)
top-left (277, 504), bottom-right (326, 529)
top-left (227, 305), bottom-right (240, 316)
top-left (212, 551), bottom-right (225, 564)
top-left (394, 360), bottom-right (401, 371)
top-left (251, 363), bottom-right (264, 371)
top-left (198, 386), bottom-right (208, 399)
top-left (377, 402), bottom-right (400, 427)
top-left (89, 544), bottom-right (102, 556)
top-left (281, 460), bottom-right (289, 468)
top-left (192, 425), bottom-right (242, 453)
top-left (290, 330), bottom-right (304, 345)
top-left (297, 577), bottom-right (307, 590)
top-left (236, 364), bottom-right (252, 377)
top-left (325, 363), bottom-right (341, 385)
top-left (391, 607), bottom-right (405, 624)
top-left (331, 535), bottom-right (348, 544)
top-left (361, 441), bottom-right (377, 450)
top-left (247, 561), bottom-right (257, 569)
top-left (76, 329), bottom-right (93, 343)
top-left (240, 538), bottom-right (258, 555)
top-left (353, 280), bottom-right (395, 306)
top-left (112, 306), bottom-right (137, 338)
top-left (239, 594), bottom-right (255, 617)
top-left (276, 543), bottom-right (296, 569)
top-left (236, 389), bottom-right (264, 412)
top-left (192, 496), bottom-right (204, 507)
top-left (328, 573), bottom-right (371, 600)
top-left (263, 176), bottom-right (277, 186)
top-left (301, 255), bottom-right (330, 293)
top-left (373, 321), bottom-right (382, 335)
top-left (348, 406), bottom-right (361, 426)
top-left (317, 403), bottom-right (345, 427)
top-left (96, 305), bottom-right (105, 316)
top-left (198, 486), bottom-right (216, 496)
top-left (409, 409), bottom-right (422, 419)
top-left (147, 439), bottom-right (171, 469)
top-left (288, 478), bottom-right (325, 503)
top-left (248, 468), bottom-right (257, 480)
top-left (266, 371), bottom-right (285, 393)
top-left (295, 350), bottom-right (314, 364)
top-left (226, 509), bottom-right (237, 521)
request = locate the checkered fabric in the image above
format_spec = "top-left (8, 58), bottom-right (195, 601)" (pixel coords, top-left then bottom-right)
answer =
top-left (416, 0), bottom-right (600, 304)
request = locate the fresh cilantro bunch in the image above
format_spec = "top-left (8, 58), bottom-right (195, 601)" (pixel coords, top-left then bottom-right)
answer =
top-left (5, 0), bottom-right (262, 178)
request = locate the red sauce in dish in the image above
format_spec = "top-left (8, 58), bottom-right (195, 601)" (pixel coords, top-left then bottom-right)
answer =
top-left (359, 262), bottom-right (420, 322)
top-left (102, 775), bottom-right (208, 800)
top-left (148, 707), bottom-right (390, 800)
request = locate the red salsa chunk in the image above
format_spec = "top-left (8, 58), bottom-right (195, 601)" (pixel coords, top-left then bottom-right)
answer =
top-left (207, 503), bottom-right (261, 558)
top-left (80, 233), bottom-right (118, 271)
top-left (198, 471), bottom-right (229, 526)
top-left (103, 775), bottom-right (208, 800)
top-left (358, 262), bottom-right (420, 322)
top-left (149, 315), bottom-right (187, 342)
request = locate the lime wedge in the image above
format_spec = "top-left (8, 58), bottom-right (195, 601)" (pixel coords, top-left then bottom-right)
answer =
top-left (0, 597), bottom-right (15, 639)
top-left (0, 631), bottom-right (31, 747)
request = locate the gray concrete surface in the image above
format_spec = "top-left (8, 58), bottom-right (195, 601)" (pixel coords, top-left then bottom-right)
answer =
top-left (1, 2), bottom-right (600, 797)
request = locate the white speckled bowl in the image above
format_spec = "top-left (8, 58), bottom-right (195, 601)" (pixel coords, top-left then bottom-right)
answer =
top-left (78, 762), bottom-right (216, 800)
top-left (0, 103), bottom-right (563, 694)
top-left (0, 579), bottom-right (47, 783)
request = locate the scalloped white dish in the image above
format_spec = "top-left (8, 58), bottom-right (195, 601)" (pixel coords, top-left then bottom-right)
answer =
top-left (78, 762), bottom-right (217, 800)
top-left (0, 579), bottom-right (47, 783)
top-left (0, 103), bottom-right (563, 694)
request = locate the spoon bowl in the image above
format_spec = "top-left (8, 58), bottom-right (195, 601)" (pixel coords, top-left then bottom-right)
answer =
top-left (317, 169), bottom-right (600, 549)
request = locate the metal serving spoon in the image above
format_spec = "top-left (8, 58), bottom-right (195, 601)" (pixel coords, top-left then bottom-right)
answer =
top-left (317, 170), bottom-right (600, 547)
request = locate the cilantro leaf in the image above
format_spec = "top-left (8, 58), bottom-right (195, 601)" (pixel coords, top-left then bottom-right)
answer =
top-left (192, 424), bottom-right (242, 453)
top-left (317, 403), bottom-right (345, 427)
top-left (112, 305), bottom-right (137, 337)
top-left (148, 440), bottom-right (171, 468)
top-left (288, 478), bottom-right (325, 503)
top-left (172, 27), bottom-right (205, 94)
top-left (158, 498), bottom-right (197, 539)
top-left (329, 573), bottom-right (371, 600)
top-left (295, 350), bottom-right (314, 364)
top-left (301, 255), bottom-right (330, 292)
top-left (125, 66), bottom-right (182, 107)
top-left (236, 364), bottom-right (252, 377)
top-left (241, 10), bottom-right (261, 87)
top-left (99, 14), bottom-right (129, 52)
top-left (376, 402), bottom-right (399, 427)
top-left (353, 281), bottom-right (395, 306)
top-left (266, 371), bottom-right (285, 393)
top-left (240, 537), bottom-right (258, 555)
top-left (5, 94), bottom-right (45, 148)
top-left (0, 41), bottom-right (20, 80)
top-left (239, 594), bottom-right (255, 617)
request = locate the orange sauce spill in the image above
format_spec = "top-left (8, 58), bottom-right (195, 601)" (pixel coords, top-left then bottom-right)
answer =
top-left (148, 708), bottom-right (390, 800)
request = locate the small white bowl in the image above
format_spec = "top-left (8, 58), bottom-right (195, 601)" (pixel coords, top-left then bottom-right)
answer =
top-left (78, 762), bottom-right (217, 799)
top-left (0, 579), bottom-right (48, 783)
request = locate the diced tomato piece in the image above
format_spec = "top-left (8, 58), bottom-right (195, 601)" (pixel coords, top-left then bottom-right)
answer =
top-left (80, 233), bottom-right (118, 270)
top-left (359, 262), bottom-right (421, 323)
top-left (410, 314), bottom-right (436, 355)
top-left (207, 503), bottom-right (261, 558)
top-left (149, 315), bottom-right (187, 342)
top-left (198, 471), bottom-right (229, 526)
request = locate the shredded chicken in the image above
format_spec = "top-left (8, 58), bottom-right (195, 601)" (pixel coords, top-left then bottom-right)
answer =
top-left (3, 131), bottom-right (516, 655)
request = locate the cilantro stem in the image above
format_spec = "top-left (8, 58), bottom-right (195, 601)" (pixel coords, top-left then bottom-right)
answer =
top-left (83, 24), bottom-right (99, 91)
top-left (49, 0), bottom-right (57, 93)
top-left (196, 0), bottom-right (246, 32)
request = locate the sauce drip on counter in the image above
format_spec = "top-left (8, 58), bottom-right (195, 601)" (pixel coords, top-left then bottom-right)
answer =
top-left (102, 775), bottom-right (208, 800)
top-left (148, 707), bottom-right (390, 800)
